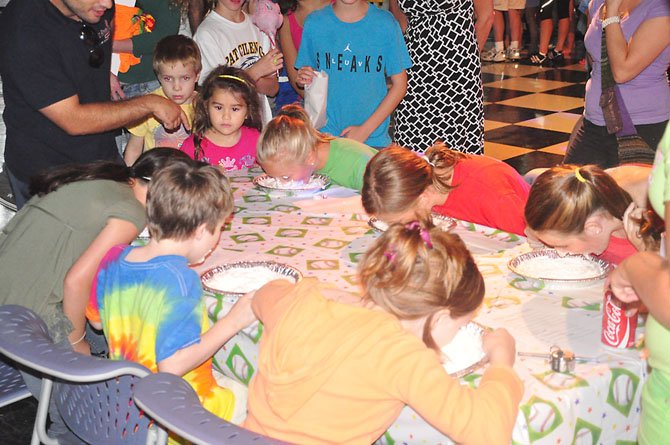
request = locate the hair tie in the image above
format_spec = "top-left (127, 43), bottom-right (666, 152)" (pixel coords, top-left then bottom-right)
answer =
top-left (423, 156), bottom-right (435, 168)
top-left (574, 168), bottom-right (587, 183)
top-left (384, 247), bottom-right (397, 263)
top-left (405, 221), bottom-right (433, 249)
top-left (218, 74), bottom-right (248, 86)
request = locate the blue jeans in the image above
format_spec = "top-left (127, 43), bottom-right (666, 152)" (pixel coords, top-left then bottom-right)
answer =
top-left (6, 166), bottom-right (31, 210)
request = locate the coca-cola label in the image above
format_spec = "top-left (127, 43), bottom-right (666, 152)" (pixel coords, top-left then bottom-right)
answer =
top-left (601, 291), bottom-right (635, 348)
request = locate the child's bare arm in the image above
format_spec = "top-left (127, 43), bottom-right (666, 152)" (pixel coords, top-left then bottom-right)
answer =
top-left (340, 70), bottom-right (408, 143)
top-left (64, 219), bottom-right (140, 354)
top-left (158, 292), bottom-right (257, 376)
top-left (124, 135), bottom-right (145, 166)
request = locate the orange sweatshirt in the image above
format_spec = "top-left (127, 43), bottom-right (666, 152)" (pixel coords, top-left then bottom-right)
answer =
top-left (244, 278), bottom-right (524, 445)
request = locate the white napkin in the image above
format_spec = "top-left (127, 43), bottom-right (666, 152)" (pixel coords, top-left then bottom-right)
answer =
top-left (305, 70), bottom-right (328, 129)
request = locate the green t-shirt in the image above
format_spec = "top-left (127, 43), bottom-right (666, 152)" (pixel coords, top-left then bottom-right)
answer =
top-left (0, 180), bottom-right (146, 342)
top-left (316, 138), bottom-right (377, 191)
top-left (649, 124), bottom-right (670, 218)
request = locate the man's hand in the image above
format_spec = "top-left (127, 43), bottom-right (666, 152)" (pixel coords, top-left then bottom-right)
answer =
top-left (147, 95), bottom-right (190, 131)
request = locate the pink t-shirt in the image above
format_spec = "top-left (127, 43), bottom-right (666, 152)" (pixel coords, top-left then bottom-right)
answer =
top-left (287, 11), bottom-right (303, 51)
top-left (432, 156), bottom-right (530, 236)
top-left (180, 126), bottom-right (259, 171)
top-left (597, 235), bottom-right (637, 266)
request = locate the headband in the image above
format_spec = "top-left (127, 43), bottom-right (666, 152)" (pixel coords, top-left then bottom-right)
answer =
top-left (218, 74), bottom-right (248, 86)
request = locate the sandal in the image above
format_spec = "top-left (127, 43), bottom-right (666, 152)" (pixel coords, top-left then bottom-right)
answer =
top-left (529, 52), bottom-right (547, 65)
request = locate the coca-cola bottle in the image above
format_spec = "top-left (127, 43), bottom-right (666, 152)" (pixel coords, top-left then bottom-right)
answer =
top-left (601, 289), bottom-right (637, 348)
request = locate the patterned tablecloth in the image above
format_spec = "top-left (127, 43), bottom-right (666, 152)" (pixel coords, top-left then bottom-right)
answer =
top-left (199, 168), bottom-right (646, 445)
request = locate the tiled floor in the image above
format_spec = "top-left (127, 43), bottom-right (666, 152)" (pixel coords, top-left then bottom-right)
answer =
top-left (481, 60), bottom-right (587, 173)
top-left (0, 57), bottom-right (587, 442)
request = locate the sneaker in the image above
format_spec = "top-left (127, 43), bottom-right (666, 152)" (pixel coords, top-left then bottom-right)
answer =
top-left (529, 52), bottom-right (547, 65)
top-left (548, 49), bottom-right (565, 65)
top-left (506, 47), bottom-right (521, 60)
top-left (482, 48), bottom-right (506, 62)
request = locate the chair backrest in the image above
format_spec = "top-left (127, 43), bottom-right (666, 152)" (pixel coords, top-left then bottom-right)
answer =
top-left (0, 305), bottom-right (154, 445)
top-left (0, 356), bottom-right (31, 409)
top-left (133, 372), bottom-right (289, 445)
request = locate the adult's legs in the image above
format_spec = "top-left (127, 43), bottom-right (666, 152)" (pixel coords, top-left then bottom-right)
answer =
top-left (525, 6), bottom-right (539, 54)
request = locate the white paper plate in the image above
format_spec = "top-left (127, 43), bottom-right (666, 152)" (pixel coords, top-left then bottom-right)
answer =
top-left (253, 174), bottom-right (331, 191)
top-left (441, 322), bottom-right (488, 378)
top-left (201, 261), bottom-right (302, 297)
top-left (508, 249), bottom-right (612, 289)
top-left (368, 213), bottom-right (457, 233)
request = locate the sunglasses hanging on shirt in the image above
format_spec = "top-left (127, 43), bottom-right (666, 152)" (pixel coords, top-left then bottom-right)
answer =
top-left (79, 24), bottom-right (104, 68)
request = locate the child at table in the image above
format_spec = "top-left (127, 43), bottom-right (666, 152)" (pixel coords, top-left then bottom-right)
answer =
top-left (294, 0), bottom-right (411, 147)
top-left (124, 35), bottom-right (201, 165)
top-left (244, 220), bottom-right (523, 444)
top-left (180, 66), bottom-right (263, 171)
top-left (609, 125), bottom-right (670, 445)
top-left (362, 143), bottom-right (530, 235)
top-left (87, 161), bottom-right (255, 425)
top-left (524, 165), bottom-right (662, 265)
top-left (256, 104), bottom-right (376, 191)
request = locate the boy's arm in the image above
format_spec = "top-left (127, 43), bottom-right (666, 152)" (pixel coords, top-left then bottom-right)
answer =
top-left (340, 70), bottom-right (408, 143)
top-left (158, 291), bottom-right (257, 376)
top-left (124, 134), bottom-right (145, 166)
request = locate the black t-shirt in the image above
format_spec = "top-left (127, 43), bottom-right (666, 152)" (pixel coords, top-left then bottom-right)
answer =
top-left (0, 0), bottom-right (120, 182)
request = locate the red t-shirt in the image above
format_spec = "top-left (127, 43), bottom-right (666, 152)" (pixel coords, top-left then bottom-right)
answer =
top-left (432, 156), bottom-right (530, 236)
top-left (180, 126), bottom-right (259, 171)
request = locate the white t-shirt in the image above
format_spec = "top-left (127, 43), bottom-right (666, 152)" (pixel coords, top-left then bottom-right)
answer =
top-left (194, 10), bottom-right (272, 122)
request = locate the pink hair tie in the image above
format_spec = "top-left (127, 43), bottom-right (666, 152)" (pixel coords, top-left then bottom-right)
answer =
top-left (405, 221), bottom-right (433, 249)
top-left (384, 249), bottom-right (397, 263)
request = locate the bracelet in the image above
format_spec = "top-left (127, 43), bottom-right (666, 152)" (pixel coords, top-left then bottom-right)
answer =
top-left (70, 332), bottom-right (86, 346)
top-left (602, 15), bottom-right (621, 29)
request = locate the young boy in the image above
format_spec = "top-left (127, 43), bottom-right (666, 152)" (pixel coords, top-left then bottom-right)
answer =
top-left (86, 160), bottom-right (254, 424)
top-left (124, 35), bottom-right (201, 165)
top-left (295, 0), bottom-right (412, 148)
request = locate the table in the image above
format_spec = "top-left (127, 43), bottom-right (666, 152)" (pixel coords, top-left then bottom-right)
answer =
top-left (201, 168), bottom-right (646, 445)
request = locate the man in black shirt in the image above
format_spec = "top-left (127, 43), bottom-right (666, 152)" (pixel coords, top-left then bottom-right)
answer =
top-left (0, 0), bottom-right (188, 208)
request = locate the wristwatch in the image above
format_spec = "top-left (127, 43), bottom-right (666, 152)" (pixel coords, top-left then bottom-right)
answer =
top-left (602, 15), bottom-right (621, 28)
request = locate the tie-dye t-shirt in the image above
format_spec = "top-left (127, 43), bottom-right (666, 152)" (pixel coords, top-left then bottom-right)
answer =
top-left (87, 245), bottom-right (235, 420)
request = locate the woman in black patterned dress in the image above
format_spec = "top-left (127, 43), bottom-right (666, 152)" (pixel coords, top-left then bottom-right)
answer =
top-left (390, 0), bottom-right (487, 154)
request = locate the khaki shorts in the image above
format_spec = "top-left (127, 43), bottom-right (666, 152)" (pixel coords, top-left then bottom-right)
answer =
top-left (494, 0), bottom-right (526, 10)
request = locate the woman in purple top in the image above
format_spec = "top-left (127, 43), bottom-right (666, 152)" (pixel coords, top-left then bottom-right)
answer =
top-left (563, 0), bottom-right (670, 168)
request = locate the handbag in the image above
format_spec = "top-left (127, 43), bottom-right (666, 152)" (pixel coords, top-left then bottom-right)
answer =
top-left (599, 20), bottom-right (655, 165)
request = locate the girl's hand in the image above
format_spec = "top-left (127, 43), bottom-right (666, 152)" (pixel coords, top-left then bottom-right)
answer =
top-left (256, 48), bottom-right (284, 78)
top-left (296, 66), bottom-right (317, 88)
top-left (483, 328), bottom-right (516, 367)
top-left (623, 202), bottom-right (646, 251)
top-left (227, 291), bottom-right (258, 331)
top-left (340, 125), bottom-right (371, 143)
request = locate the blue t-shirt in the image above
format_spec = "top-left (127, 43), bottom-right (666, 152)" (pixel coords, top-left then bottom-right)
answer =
top-left (295, 5), bottom-right (412, 147)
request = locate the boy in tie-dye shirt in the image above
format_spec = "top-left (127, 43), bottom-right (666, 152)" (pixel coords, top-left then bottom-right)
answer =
top-left (86, 160), bottom-right (255, 425)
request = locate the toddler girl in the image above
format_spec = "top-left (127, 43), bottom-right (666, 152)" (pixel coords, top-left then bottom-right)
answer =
top-left (525, 165), bottom-right (662, 265)
top-left (362, 143), bottom-right (530, 235)
top-left (256, 104), bottom-right (376, 191)
top-left (244, 220), bottom-right (523, 444)
top-left (181, 66), bottom-right (263, 171)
